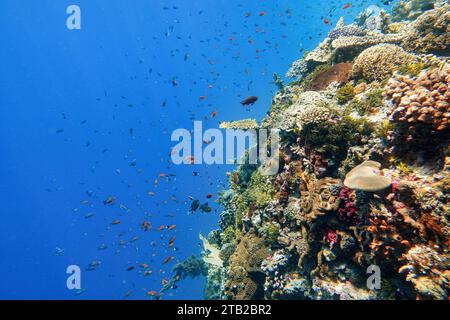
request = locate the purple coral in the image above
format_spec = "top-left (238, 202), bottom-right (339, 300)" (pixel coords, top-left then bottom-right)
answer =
top-left (338, 187), bottom-right (358, 224)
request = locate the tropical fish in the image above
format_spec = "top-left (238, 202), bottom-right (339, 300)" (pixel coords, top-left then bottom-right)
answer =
top-left (167, 225), bottom-right (176, 231)
top-left (103, 196), bottom-right (116, 205)
top-left (199, 203), bottom-right (212, 213)
top-left (190, 199), bottom-right (200, 213)
top-left (240, 96), bottom-right (258, 106)
top-left (162, 256), bottom-right (174, 264)
top-left (110, 220), bottom-right (121, 225)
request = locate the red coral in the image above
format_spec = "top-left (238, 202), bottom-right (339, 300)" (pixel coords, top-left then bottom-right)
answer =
top-left (338, 187), bottom-right (358, 224)
top-left (324, 229), bottom-right (339, 246)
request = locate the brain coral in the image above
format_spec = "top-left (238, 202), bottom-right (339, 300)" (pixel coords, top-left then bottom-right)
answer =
top-left (402, 5), bottom-right (450, 55)
top-left (352, 44), bottom-right (415, 82)
top-left (385, 65), bottom-right (450, 133)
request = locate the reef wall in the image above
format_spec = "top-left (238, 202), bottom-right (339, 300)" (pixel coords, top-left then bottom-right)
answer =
top-left (204, 0), bottom-right (450, 300)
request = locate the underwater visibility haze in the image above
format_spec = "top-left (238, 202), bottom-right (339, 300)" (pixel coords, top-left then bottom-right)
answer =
top-left (0, 0), bottom-right (449, 300)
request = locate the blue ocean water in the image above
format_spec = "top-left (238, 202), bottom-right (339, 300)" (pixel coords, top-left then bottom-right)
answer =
top-left (0, 0), bottom-right (390, 299)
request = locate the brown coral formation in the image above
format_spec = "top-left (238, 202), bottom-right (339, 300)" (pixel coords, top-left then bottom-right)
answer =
top-left (384, 65), bottom-right (450, 147)
top-left (352, 44), bottom-right (416, 82)
top-left (399, 245), bottom-right (450, 299)
top-left (307, 63), bottom-right (353, 91)
top-left (297, 170), bottom-right (341, 223)
top-left (224, 233), bottom-right (270, 300)
top-left (402, 5), bottom-right (450, 55)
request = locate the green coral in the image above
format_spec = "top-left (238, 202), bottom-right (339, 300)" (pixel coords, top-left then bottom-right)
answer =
top-left (375, 119), bottom-right (394, 139)
top-left (398, 61), bottom-right (425, 77)
top-left (347, 89), bottom-right (384, 116)
top-left (336, 83), bottom-right (356, 104)
top-left (264, 223), bottom-right (280, 245)
top-left (233, 170), bottom-right (276, 229)
top-left (221, 226), bottom-right (237, 244)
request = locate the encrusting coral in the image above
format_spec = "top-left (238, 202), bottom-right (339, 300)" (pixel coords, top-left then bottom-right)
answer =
top-left (195, 0), bottom-right (450, 301)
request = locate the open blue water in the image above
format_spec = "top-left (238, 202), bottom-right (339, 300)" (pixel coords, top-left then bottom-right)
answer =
top-left (0, 0), bottom-right (390, 299)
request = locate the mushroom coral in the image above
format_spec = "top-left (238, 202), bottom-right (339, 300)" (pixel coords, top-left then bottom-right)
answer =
top-left (344, 160), bottom-right (391, 192)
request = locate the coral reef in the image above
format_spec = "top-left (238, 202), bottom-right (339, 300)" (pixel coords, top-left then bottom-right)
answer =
top-left (401, 5), bottom-right (450, 55)
top-left (392, 0), bottom-right (436, 22)
top-left (204, 0), bottom-right (450, 301)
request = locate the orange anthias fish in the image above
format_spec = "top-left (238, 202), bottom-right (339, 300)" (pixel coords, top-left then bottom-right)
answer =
top-left (111, 220), bottom-right (121, 225)
top-left (259, 11), bottom-right (266, 16)
top-left (162, 278), bottom-right (168, 286)
top-left (167, 225), bottom-right (176, 231)
top-left (158, 225), bottom-right (165, 231)
top-left (343, 3), bottom-right (351, 10)
top-left (147, 291), bottom-right (159, 296)
top-left (210, 111), bottom-right (217, 118)
top-left (323, 18), bottom-right (330, 24)
top-left (199, 95), bottom-right (207, 100)
top-left (162, 256), bottom-right (174, 264)
top-left (206, 194), bottom-right (213, 199)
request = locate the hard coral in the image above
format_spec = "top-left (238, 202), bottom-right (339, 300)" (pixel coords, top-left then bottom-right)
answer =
top-left (384, 65), bottom-right (450, 148)
top-left (402, 5), bottom-right (450, 55)
top-left (344, 160), bottom-right (392, 192)
top-left (352, 44), bottom-right (416, 82)
top-left (225, 233), bottom-right (270, 300)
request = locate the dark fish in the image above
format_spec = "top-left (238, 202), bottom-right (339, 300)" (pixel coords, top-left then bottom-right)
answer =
top-left (162, 256), bottom-right (174, 264)
top-left (103, 196), bottom-right (116, 205)
top-left (240, 96), bottom-right (258, 106)
top-left (199, 203), bottom-right (212, 213)
top-left (190, 199), bottom-right (200, 213)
